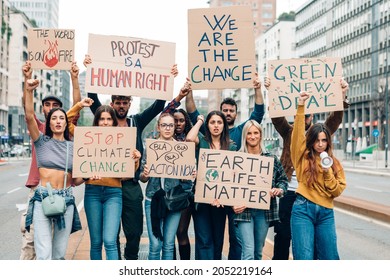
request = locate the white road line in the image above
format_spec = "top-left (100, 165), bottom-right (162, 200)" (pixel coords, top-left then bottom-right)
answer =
top-left (355, 186), bottom-right (382, 192)
top-left (18, 173), bottom-right (29, 177)
top-left (77, 199), bottom-right (84, 212)
top-left (7, 187), bottom-right (22, 194)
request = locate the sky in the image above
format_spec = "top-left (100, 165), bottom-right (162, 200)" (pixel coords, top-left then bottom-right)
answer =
top-left (58, 0), bottom-right (306, 111)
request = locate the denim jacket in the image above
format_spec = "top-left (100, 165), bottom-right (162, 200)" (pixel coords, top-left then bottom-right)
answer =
top-left (141, 152), bottom-right (193, 199)
top-left (25, 186), bottom-right (82, 234)
top-left (144, 177), bottom-right (193, 200)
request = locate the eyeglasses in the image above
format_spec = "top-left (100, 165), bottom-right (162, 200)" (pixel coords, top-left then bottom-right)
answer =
top-left (160, 123), bottom-right (174, 129)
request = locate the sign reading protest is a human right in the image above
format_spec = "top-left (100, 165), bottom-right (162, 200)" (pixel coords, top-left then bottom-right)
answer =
top-left (28, 28), bottom-right (75, 70)
top-left (73, 126), bottom-right (136, 178)
top-left (85, 33), bottom-right (175, 100)
top-left (145, 139), bottom-right (196, 180)
top-left (267, 57), bottom-right (344, 117)
top-left (195, 149), bottom-right (274, 209)
top-left (188, 6), bottom-right (256, 90)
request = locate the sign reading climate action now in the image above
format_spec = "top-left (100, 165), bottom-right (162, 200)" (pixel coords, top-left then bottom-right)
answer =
top-left (73, 126), bottom-right (136, 178)
top-left (145, 139), bottom-right (196, 180)
top-left (195, 149), bottom-right (274, 209)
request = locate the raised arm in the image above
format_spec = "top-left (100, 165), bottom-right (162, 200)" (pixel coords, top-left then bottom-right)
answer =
top-left (290, 92), bottom-right (310, 169)
top-left (25, 79), bottom-right (41, 142)
top-left (22, 61), bottom-right (33, 108)
top-left (325, 78), bottom-right (350, 135)
top-left (162, 78), bottom-right (191, 114)
top-left (70, 61), bottom-right (81, 105)
top-left (186, 115), bottom-right (204, 145)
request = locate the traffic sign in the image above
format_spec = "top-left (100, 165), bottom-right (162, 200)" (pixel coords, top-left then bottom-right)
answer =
top-left (372, 129), bottom-right (380, 137)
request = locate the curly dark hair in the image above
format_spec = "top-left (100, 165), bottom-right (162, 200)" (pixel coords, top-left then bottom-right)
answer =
top-left (173, 108), bottom-right (193, 138)
top-left (45, 108), bottom-right (70, 140)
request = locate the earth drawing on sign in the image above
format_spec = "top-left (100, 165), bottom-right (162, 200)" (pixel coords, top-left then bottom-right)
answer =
top-left (205, 169), bottom-right (219, 182)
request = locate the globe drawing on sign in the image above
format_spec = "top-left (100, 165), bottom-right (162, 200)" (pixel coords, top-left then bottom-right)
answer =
top-left (205, 169), bottom-right (219, 182)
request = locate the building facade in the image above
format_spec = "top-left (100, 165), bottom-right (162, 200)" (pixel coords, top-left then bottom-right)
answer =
top-left (295, 0), bottom-right (390, 154)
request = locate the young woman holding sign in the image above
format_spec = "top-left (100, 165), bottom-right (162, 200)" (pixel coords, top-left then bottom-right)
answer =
top-left (290, 92), bottom-right (346, 260)
top-left (140, 113), bottom-right (194, 260)
top-left (186, 110), bottom-right (236, 260)
top-left (24, 79), bottom-right (91, 260)
top-left (232, 120), bottom-right (288, 260)
top-left (83, 105), bottom-right (141, 260)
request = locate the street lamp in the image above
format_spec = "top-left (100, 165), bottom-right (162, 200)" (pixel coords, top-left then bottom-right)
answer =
top-left (385, 26), bottom-right (389, 168)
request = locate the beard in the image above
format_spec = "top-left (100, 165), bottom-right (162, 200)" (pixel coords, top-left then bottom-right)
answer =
top-left (115, 109), bottom-right (128, 120)
top-left (226, 117), bottom-right (235, 126)
top-left (305, 121), bottom-right (312, 131)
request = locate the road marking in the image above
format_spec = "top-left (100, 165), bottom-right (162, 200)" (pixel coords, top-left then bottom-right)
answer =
top-left (7, 187), bottom-right (22, 194)
top-left (16, 203), bottom-right (27, 211)
top-left (355, 186), bottom-right (382, 192)
top-left (335, 207), bottom-right (390, 229)
top-left (18, 173), bottom-right (29, 177)
top-left (77, 199), bottom-right (84, 212)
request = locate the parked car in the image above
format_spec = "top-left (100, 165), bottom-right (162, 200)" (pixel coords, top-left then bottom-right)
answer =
top-left (10, 145), bottom-right (28, 157)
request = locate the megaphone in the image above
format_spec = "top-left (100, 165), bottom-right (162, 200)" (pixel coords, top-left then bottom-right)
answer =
top-left (320, 152), bottom-right (333, 168)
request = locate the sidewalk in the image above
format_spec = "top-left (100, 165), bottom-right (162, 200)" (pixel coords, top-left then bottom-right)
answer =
top-left (65, 204), bottom-right (276, 260)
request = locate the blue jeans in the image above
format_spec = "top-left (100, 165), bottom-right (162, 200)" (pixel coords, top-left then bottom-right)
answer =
top-left (145, 199), bottom-right (181, 260)
top-left (236, 209), bottom-right (269, 260)
top-left (291, 194), bottom-right (339, 260)
top-left (33, 201), bottom-right (74, 260)
top-left (84, 185), bottom-right (122, 260)
top-left (193, 203), bottom-right (226, 260)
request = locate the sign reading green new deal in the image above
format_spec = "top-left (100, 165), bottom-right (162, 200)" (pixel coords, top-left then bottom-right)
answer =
top-left (267, 57), bottom-right (344, 117)
top-left (73, 126), bottom-right (136, 178)
top-left (195, 149), bottom-right (275, 209)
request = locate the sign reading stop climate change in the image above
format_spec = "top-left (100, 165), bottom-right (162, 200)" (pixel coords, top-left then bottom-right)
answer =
top-left (195, 149), bottom-right (274, 209)
top-left (145, 139), bottom-right (196, 180)
top-left (73, 126), bottom-right (136, 178)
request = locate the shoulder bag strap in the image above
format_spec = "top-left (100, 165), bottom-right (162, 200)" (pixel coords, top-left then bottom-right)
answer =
top-left (63, 141), bottom-right (69, 190)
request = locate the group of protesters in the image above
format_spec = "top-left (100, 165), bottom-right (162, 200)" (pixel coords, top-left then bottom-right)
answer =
top-left (19, 54), bottom-right (349, 261)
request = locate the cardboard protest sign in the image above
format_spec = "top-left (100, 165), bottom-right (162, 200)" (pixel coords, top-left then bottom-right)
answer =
top-left (145, 139), bottom-right (196, 180)
top-left (188, 6), bottom-right (256, 90)
top-left (85, 33), bottom-right (175, 100)
top-left (73, 126), bottom-right (136, 178)
top-left (195, 149), bottom-right (274, 209)
top-left (27, 28), bottom-right (75, 70)
top-left (267, 57), bottom-right (344, 117)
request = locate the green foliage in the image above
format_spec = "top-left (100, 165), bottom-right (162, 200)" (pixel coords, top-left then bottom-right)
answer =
top-left (278, 11), bottom-right (295, 21)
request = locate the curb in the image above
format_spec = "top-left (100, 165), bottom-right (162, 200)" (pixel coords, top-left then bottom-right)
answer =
top-left (334, 195), bottom-right (390, 224)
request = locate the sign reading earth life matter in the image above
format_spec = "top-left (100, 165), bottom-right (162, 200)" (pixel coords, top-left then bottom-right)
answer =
top-left (195, 148), bottom-right (274, 209)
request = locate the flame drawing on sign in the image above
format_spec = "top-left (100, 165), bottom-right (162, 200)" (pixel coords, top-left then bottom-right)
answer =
top-left (43, 40), bottom-right (59, 68)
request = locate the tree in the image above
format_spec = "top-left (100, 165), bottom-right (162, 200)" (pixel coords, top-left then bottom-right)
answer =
top-left (278, 11), bottom-right (295, 21)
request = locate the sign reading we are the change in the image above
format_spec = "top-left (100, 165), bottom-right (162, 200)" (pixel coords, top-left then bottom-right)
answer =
top-left (145, 139), bottom-right (196, 180)
top-left (73, 126), bottom-right (136, 178)
top-left (85, 33), bottom-right (175, 100)
top-left (267, 57), bottom-right (344, 117)
top-left (28, 28), bottom-right (75, 70)
top-left (188, 6), bottom-right (256, 89)
top-left (195, 149), bottom-right (274, 209)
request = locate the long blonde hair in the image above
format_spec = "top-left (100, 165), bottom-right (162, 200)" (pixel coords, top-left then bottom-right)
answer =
top-left (239, 120), bottom-right (266, 153)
